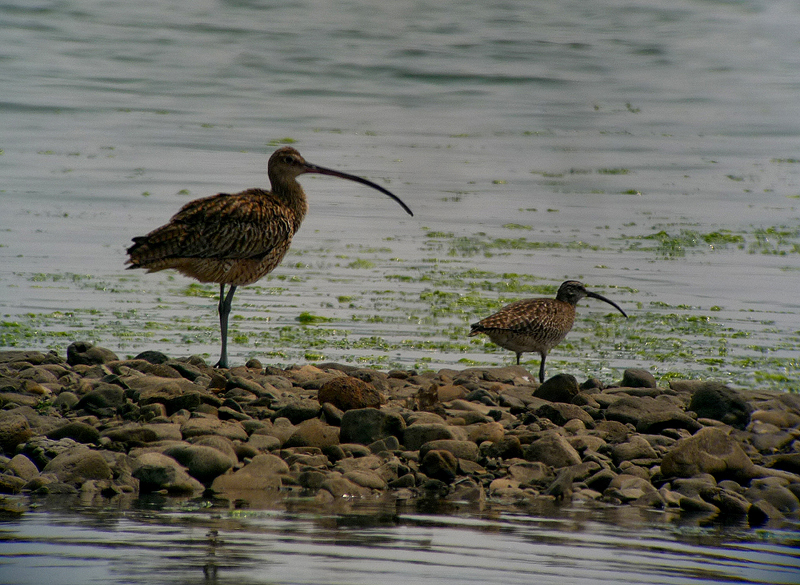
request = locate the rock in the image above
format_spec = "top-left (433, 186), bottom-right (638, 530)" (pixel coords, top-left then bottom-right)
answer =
top-left (162, 444), bottom-right (236, 482)
top-left (368, 436), bottom-right (400, 453)
top-left (605, 395), bottom-right (678, 427)
top-left (592, 420), bottom-right (630, 443)
top-left (42, 447), bottom-right (113, 485)
top-left (66, 342), bottom-right (119, 366)
top-left (611, 436), bottom-right (659, 464)
top-left (211, 454), bottom-right (288, 494)
top-left (507, 461), bottom-right (551, 485)
top-left (75, 384), bottom-right (126, 415)
top-left (465, 421), bottom-right (505, 444)
top-left (344, 469), bottom-right (387, 490)
top-left (52, 391), bottom-right (80, 411)
top-left (687, 382), bottom-right (752, 429)
top-left (745, 479), bottom-right (800, 514)
top-left (7, 454), bottom-right (39, 481)
top-left (180, 418), bottom-right (248, 441)
top-left (660, 427), bottom-right (757, 481)
top-left (419, 439), bottom-right (479, 462)
top-left (534, 373), bottom-right (579, 403)
top-left (101, 424), bottom-right (159, 445)
top-left (536, 402), bottom-right (595, 426)
top-left (420, 449), bottom-right (458, 482)
top-left (635, 410), bottom-right (703, 434)
top-left (480, 436), bottom-right (524, 460)
top-left (0, 411), bottom-right (33, 453)
top-left (273, 399), bottom-right (322, 424)
top-left (132, 452), bottom-right (204, 494)
top-left (284, 418), bottom-right (340, 449)
top-left (46, 422), bottom-right (101, 444)
top-left (317, 376), bottom-right (383, 411)
top-left (523, 432), bottom-right (582, 468)
top-left (321, 474), bottom-right (373, 498)
top-left (340, 408), bottom-right (406, 445)
top-left (620, 369), bottom-right (657, 388)
top-left (748, 499), bottom-right (785, 527)
top-left (190, 435), bottom-right (238, 460)
top-left (403, 423), bottom-right (462, 451)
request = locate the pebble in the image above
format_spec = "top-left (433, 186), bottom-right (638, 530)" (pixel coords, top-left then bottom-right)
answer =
top-left (0, 343), bottom-right (798, 529)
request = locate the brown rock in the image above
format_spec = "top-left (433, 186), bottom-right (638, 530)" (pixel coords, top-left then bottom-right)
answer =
top-left (0, 412), bottom-right (33, 453)
top-left (534, 373), bottom-right (579, 403)
top-left (318, 376), bottom-right (383, 411)
top-left (523, 432), bottom-right (582, 468)
top-left (660, 427), bottom-right (758, 481)
top-left (420, 449), bottom-right (458, 482)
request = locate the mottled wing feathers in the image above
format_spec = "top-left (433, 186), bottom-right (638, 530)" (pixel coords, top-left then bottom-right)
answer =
top-left (127, 189), bottom-right (296, 267)
top-left (469, 298), bottom-right (576, 345)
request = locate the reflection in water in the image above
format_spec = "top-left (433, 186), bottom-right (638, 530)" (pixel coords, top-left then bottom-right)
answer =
top-left (0, 495), bottom-right (798, 585)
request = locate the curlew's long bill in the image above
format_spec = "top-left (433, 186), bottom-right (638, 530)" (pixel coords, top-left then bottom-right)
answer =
top-left (469, 280), bottom-right (628, 383)
top-left (126, 146), bottom-right (413, 368)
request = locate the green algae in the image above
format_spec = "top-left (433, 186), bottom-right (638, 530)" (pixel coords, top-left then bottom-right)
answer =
top-left (2, 222), bottom-right (798, 391)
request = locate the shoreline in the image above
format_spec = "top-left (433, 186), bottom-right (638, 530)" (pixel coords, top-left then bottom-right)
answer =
top-left (1, 342), bottom-right (798, 528)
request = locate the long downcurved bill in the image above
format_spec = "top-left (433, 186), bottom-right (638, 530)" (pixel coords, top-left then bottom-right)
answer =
top-left (304, 162), bottom-right (414, 217)
top-left (587, 291), bottom-right (628, 318)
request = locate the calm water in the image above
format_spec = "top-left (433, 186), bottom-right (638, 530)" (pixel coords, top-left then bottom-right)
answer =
top-left (1, 496), bottom-right (799, 585)
top-left (1, 1), bottom-right (800, 581)
top-left (1, 0), bottom-right (799, 386)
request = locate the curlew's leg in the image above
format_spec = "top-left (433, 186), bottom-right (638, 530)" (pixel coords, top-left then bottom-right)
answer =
top-left (538, 353), bottom-right (546, 384)
top-left (515, 353), bottom-right (521, 365)
top-left (216, 284), bottom-right (237, 368)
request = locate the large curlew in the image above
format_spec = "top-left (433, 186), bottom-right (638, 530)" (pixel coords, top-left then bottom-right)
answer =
top-left (126, 146), bottom-right (413, 368)
top-left (469, 280), bottom-right (627, 383)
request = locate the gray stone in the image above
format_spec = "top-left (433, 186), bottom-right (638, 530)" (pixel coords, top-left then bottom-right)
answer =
top-left (273, 399), bottom-right (321, 424)
top-left (419, 439), bottom-right (479, 462)
top-left (162, 444), bottom-right (236, 482)
top-left (536, 402), bottom-right (595, 426)
top-left (47, 422), bottom-right (100, 444)
top-left (660, 427), bottom-right (757, 481)
top-left (66, 341), bottom-right (119, 366)
top-left (688, 382), bottom-right (752, 430)
top-left (534, 373), bottom-right (579, 403)
top-left (7, 454), bottom-right (39, 481)
top-left (132, 452), bottom-right (204, 494)
top-left (611, 436), bottom-right (659, 463)
top-left (523, 432), bottom-right (582, 468)
top-left (620, 369), bottom-right (657, 388)
top-left (284, 418), bottom-right (340, 449)
top-left (403, 423), bottom-right (461, 451)
top-left (210, 454), bottom-right (289, 493)
top-left (420, 449), bottom-right (458, 482)
top-left (340, 408), bottom-right (405, 445)
top-left (0, 411), bottom-right (33, 452)
top-left (42, 447), bottom-right (113, 485)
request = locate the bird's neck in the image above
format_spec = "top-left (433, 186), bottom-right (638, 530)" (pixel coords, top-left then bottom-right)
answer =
top-left (270, 175), bottom-right (309, 224)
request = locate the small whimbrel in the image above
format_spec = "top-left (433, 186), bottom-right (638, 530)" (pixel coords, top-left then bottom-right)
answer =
top-left (126, 146), bottom-right (413, 368)
top-left (469, 280), bottom-right (627, 383)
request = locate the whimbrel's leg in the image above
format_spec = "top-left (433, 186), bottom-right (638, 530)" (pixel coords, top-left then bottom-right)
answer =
top-left (216, 284), bottom-right (237, 368)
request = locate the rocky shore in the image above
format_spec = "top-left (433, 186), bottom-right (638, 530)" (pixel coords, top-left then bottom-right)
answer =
top-left (1, 342), bottom-right (799, 527)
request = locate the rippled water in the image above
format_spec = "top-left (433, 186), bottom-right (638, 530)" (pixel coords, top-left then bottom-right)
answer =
top-left (2, 0), bottom-right (800, 386)
top-left (1, 496), bottom-right (799, 585)
top-left (1, 2), bottom-right (799, 580)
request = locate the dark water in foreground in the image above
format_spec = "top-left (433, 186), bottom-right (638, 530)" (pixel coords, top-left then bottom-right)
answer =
top-left (1, 496), bottom-right (799, 585)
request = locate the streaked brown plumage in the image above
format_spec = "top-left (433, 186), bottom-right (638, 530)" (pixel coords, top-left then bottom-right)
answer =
top-left (126, 146), bottom-right (413, 368)
top-left (469, 280), bottom-right (627, 383)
